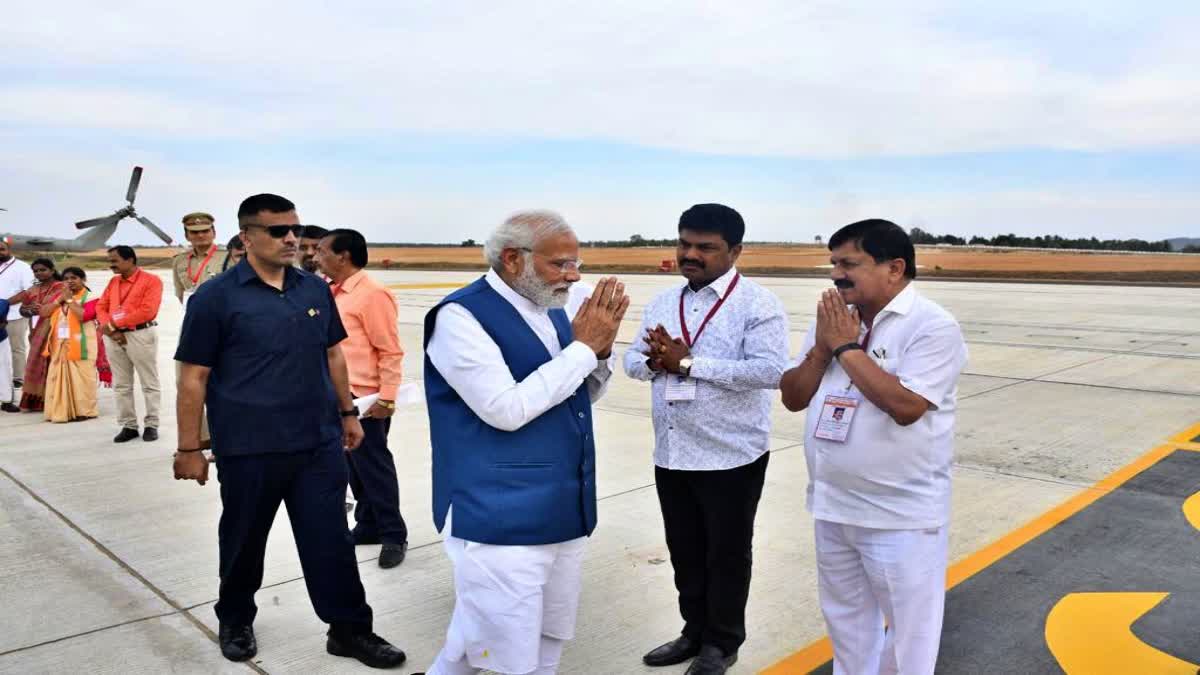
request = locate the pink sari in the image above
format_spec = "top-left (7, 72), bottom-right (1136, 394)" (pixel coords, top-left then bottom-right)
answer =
top-left (18, 281), bottom-right (64, 411)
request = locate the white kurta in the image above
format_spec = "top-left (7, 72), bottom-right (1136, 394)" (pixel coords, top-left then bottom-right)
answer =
top-left (425, 270), bottom-right (613, 674)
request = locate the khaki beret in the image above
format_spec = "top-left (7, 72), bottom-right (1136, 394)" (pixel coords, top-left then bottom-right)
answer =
top-left (182, 212), bottom-right (215, 231)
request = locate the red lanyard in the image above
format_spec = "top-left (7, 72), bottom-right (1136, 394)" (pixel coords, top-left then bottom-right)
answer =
top-left (187, 246), bottom-right (217, 284)
top-left (679, 273), bottom-right (740, 348)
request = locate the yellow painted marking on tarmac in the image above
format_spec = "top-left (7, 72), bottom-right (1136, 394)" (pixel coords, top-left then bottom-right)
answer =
top-left (763, 423), bottom-right (1200, 675)
top-left (1171, 421), bottom-right (1200, 445)
top-left (1182, 491), bottom-right (1200, 532)
top-left (386, 283), bottom-right (463, 290)
top-left (1045, 592), bottom-right (1195, 674)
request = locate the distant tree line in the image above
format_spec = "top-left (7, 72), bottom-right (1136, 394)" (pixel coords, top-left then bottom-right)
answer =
top-left (909, 227), bottom-right (1176, 253)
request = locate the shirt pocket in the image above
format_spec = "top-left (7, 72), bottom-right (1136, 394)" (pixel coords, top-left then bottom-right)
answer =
top-left (874, 355), bottom-right (900, 375)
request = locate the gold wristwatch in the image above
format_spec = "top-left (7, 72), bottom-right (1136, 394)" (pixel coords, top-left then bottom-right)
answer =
top-left (377, 400), bottom-right (396, 410)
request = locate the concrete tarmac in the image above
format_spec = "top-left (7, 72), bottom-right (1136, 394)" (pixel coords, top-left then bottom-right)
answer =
top-left (1, 269), bottom-right (1197, 674)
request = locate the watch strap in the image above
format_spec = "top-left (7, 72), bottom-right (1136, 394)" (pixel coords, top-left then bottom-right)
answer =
top-left (832, 342), bottom-right (865, 359)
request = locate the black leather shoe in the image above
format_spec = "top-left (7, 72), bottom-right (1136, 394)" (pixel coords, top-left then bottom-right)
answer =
top-left (352, 529), bottom-right (381, 545)
top-left (142, 427), bottom-right (159, 442)
top-left (113, 428), bottom-right (140, 443)
top-left (327, 631), bottom-right (406, 669)
top-left (684, 645), bottom-right (737, 675)
top-left (378, 542), bottom-right (407, 569)
top-left (219, 623), bottom-right (257, 662)
top-left (644, 635), bottom-right (701, 666)
top-left (1, 403), bottom-right (19, 413)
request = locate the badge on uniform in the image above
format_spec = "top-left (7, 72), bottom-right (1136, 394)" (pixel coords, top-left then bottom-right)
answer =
top-left (307, 308), bottom-right (318, 317)
top-left (664, 373), bottom-right (697, 401)
top-left (814, 394), bottom-right (860, 442)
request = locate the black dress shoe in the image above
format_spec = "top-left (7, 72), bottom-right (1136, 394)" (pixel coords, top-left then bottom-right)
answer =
top-left (644, 635), bottom-right (701, 666)
top-left (1, 403), bottom-right (19, 413)
top-left (327, 631), bottom-right (406, 669)
top-left (142, 427), bottom-right (159, 442)
top-left (219, 623), bottom-right (257, 662)
top-left (684, 645), bottom-right (737, 675)
top-left (378, 542), bottom-right (407, 569)
top-left (113, 428), bottom-right (140, 443)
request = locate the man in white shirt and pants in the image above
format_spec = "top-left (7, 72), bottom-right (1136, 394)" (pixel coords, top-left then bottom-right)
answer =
top-left (420, 211), bottom-right (629, 675)
top-left (781, 219), bottom-right (967, 675)
top-left (0, 239), bottom-right (36, 390)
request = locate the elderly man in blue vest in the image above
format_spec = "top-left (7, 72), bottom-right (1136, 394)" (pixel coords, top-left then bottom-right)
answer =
top-left (420, 211), bottom-right (630, 675)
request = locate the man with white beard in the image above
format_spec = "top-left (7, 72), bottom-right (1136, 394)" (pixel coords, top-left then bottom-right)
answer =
top-left (418, 211), bottom-right (629, 675)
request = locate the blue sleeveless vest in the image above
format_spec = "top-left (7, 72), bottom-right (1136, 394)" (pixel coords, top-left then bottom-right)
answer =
top-left (423, 277), bottom-right (598, 545)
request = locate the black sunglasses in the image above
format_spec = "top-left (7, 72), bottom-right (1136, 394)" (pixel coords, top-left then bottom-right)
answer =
top-left (245, 224), bottom-right (304, 239)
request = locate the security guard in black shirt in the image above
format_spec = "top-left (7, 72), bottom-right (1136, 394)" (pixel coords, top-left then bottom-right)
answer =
top-left (174, 193), bottom-right (406, 669)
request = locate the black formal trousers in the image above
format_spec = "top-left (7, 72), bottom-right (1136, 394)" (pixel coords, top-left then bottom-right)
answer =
top-left (654, 451), bottom-right (770, 655)
top-left (214, 446), bottom-right (373, 633)
top-left (347, 416), bottom-right (408, 545)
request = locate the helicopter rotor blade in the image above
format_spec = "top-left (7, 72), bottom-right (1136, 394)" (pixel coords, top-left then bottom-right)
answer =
top-left (75, 212), bottom-right (125, 230)
top-left (126, 166), bottom-right (143, 205)
top-left (136, 215), bottom-right (173, 245)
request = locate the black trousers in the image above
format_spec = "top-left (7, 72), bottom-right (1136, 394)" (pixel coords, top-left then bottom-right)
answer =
top-left (347, 417), bottom-right (408, 545)
top-left (214, 447), bottom-right (373, 633)
top-left (655, 451), bottom-right (769, 655)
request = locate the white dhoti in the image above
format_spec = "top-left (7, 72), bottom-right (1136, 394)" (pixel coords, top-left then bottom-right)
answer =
top-left (428, 534), bottom-right (587, 675)
top-left (815, 519), bottom-right (949, 675)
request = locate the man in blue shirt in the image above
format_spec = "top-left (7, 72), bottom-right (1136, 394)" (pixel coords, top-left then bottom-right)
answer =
top-left (173, 194), bottom-right (407, 669)
top-left (0, 298), bottom-right (16, 412)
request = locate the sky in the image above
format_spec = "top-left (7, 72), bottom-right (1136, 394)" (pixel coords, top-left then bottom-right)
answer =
top-left (2, 1), bottom-right (1198, 246)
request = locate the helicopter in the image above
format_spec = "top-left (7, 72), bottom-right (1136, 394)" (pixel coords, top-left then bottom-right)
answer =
top-left (0, 166), bottom-right (174, 253)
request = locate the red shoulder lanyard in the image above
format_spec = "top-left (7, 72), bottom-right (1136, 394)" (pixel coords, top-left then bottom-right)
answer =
top-left (187, 246), bottom-right (217, 284)
top-left (679, 273), bottom-right (741, 348)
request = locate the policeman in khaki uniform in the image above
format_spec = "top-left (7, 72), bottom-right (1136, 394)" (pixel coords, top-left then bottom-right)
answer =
top-left (173, 213), bottom-right (224, 303)
top-left (173, 212), bottom-right (224, 455)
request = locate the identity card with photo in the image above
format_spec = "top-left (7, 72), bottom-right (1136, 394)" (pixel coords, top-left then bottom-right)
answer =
top-left (814, 394), bottom-right (860, 442)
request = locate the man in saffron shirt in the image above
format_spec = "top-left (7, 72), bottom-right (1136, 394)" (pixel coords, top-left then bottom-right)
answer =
top-left (316, 228), bottom-right (409, 569)
top-left (96, 245), bottom-right (164, 443)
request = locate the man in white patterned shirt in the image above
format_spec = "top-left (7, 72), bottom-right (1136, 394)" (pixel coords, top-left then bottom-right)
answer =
top-left (623, 204), bottom-right (789, 675)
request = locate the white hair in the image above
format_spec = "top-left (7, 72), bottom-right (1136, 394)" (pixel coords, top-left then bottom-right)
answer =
top-left (483, 210), bottom-right (574, 272)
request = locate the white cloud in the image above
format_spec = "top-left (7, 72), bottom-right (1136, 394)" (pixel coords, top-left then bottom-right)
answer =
top-left (3, 1), bottom-right (1199, 158)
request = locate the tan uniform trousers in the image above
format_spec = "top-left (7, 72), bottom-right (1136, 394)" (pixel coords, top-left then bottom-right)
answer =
top-left (104, 327), bottom-right (161, 430)
top-left (8, 316), bottom-right (29, 380)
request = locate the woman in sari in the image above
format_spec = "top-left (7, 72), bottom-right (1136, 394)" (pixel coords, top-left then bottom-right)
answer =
top-left (13, 258), bottom-right (64, 411)
top-left (42, 267), bottom-right (108, 423)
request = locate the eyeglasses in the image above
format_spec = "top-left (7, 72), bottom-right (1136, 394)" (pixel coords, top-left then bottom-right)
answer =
top-left (519, 248), bottom-right (584, 273)
top-left (245, 224), bottom-right (303, 239)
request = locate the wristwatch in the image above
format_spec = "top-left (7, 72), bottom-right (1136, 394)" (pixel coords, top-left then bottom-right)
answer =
top-left (678, 356), bottom-right (694, 377)
top-left (340, 408), bottom-right (358, 418)
top-left (377, 400), bottom-right (396, 410)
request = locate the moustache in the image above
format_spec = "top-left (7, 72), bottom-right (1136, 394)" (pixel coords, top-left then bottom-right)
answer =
top-left (834, 279), bottom-right (854, 289)
top-left (680, 259), bottom-right (705, 268)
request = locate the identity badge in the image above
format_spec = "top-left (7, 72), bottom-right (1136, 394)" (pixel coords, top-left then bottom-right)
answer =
top-left (814, 394), bottom-right (860, 443)
top-left (664, 373), bottom-right (698, 401)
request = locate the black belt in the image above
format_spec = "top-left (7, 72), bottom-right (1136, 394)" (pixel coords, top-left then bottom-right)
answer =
top-left (117, 321), bottom-right (157, 333)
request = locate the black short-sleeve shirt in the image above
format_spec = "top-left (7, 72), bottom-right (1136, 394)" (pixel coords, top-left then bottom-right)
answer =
top-left (175, 260), bottom-right (346, 456)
